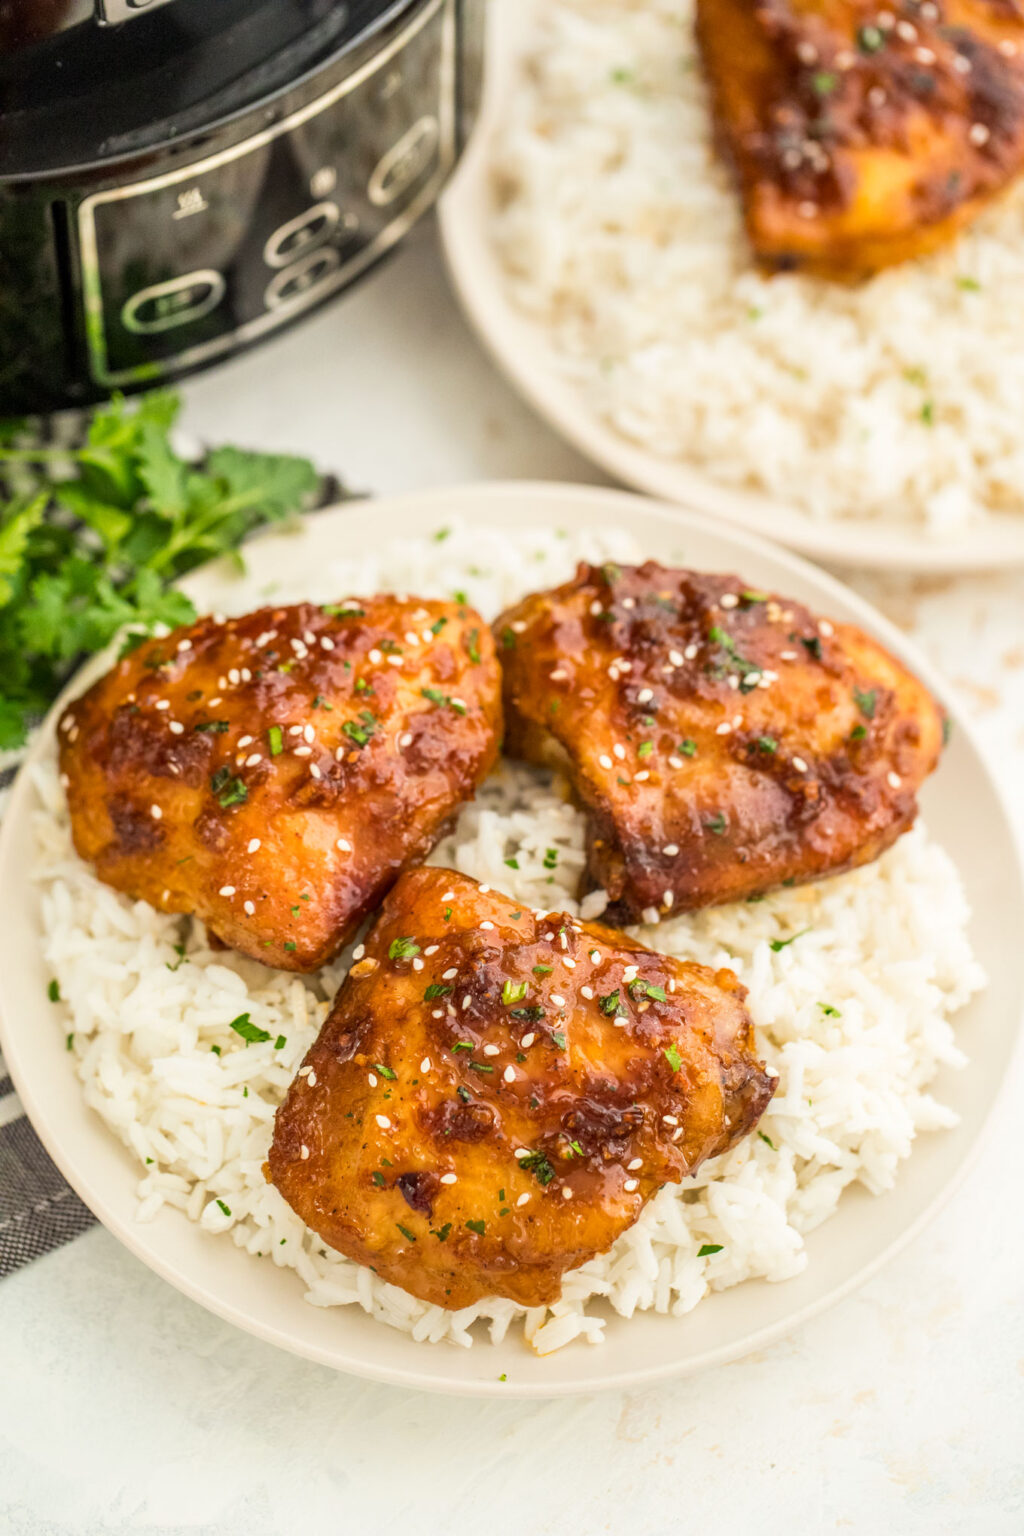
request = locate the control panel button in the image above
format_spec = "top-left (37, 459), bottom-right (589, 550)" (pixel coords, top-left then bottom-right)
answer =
top-left (120, 270), bottom-right (226, 335)
top-left (264, 248), bottom-right (341, 310)
top-left (368, 115), bottom-right (440, 207)
top-left (263, 201), bottom-right (341, 269)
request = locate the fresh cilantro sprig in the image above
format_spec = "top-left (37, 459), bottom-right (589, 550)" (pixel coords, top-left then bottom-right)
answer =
top-left (0, 391), bottom-right (319, 748)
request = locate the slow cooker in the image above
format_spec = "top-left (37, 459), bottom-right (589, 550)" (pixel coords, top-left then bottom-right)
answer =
top-left (0, 0), bottom-right (484, 412)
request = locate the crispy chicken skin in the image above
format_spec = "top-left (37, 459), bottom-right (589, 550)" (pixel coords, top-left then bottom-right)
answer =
top-left (696, 0), bottom-right (1024, 278)
top-left (58, 598), bottom-right (501, 972)
top-left (267, 868), bottom-right (773, 1310)
top-left (496, 562), bottom-right (944, 924)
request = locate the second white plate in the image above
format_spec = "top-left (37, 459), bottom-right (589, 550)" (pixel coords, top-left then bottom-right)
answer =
top-left (439, 0), bottom-right (1024, 574)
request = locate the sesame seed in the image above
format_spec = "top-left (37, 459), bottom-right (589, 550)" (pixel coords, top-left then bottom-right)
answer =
top-left (590, 599), bottom-right (603, 615)
top-left (462, 995), bottom-right (471, 1010)
top-left (483, 1043), bottom-right (500, 1056)
top-left (669, 756), bottom-right (684, 770)
top-left (662, 1114), bottom-right (679, 1126)
top-left (520, 1032), bottom-right (536, 1047)
top-left (300, 1145), bottom-right (309, 1160)
top-left (796, 39), bottom-right (817, 63)
top-left (672, 1127), bottom-right (684, 1141)
top-left (599, 754), bottom-right (613, 770)
top-left (895, 18), bottom-right (916, 40)
top-left (421, 1057), bottom-right (432, 1072)
top-left (720, 593), bottom-right (739, 609)
top-left (399, 732), bottom-right (413, 748)
top-left (868, 86), bottom-right (887, 107)
top-left (550, 668), bottom-right (568, 682)
top-left (969, 122), bottom-right (990, 146)
top-left (353, 944), bottom-right (366, 960)
top-left (642, 906), bottom-right (660, 924)
top-left (320, 637), bottom-right (334, 651)
top-left (669, 650), bottom-right (684, 667)
top-left (177, 639), bottom-right (192, 652)
top-left (387, 655), bottom-right (403, 667)
top-left (798, 201), bottom-right (818, 220)
top-left (307, 1071), bottom-right (316, 1087)
top-left (151, 805), bottom-right (162, 819)
top-left (303, 724), bottom-right (315, 744)
top-left (780, 649), bottom-right (798, 661)
top-left (368, 1072), bottom-right (377, 1088)
top-left (716, 722), bottom-right (732, 736)
top-left (581, 986), bottom-right (594, 1000)
top-left (503, 1065), bottom-right (516, 1083)
top-left (663, 891), bottom-right (674, 909)
top-left (517, 1193), bottom-right (531, 1207)
top-left (375, 1114), bottom-right (391, 1129)
top-left (561, 1186), bottom-right (573, 1200)
top-left (294, 745), bottom-right (312, 757)
top-left (336, 838), bottom-right (352, 852)
top-left (637, 687), bottom-right (654, 704)
top-left (888, 770), bottom-right (902, 789)
top-left (219, 885), bottom-right (235, 897)
top-left (369, 649), bottom-right (382, 664)
top-left (404, 631), bottom-right (419, 646)
top-left (245, 753), bottom-right (262, 767)
top-left (562, 957), bottom-right (576, 969)
top-left (792, 757), bottom-right (808, 773)
top-left (514, 1148), bottom-right (530, 1160)
top-left (684, 644), bottom-right (698, 661)
top-left (431, 1009), bottom-right (443, 1019)
top-left (511, 621), bottom-right (527, 634)
top-left (441, 890), bottom-right (455, 902)
top-left (238, 735), bottom-right (253, 748)
top-left (627, 1158), bottom-right (643, 1171)
top-left (550, 993), bottom-right (566, 1007)
top-left (623, 1178), bottom-right (639, 1193)
top-left (635, 770), bottom-right (650, 781)
top-left (442, 967), bottom-right (458, 980)
top-left (613, 743), bottom-right (626, 760)
top-left (228, 669), bottom-right (240, 685)
top-left (288, 725), bottom-right (303, 736)
top-left (303, 631), bottom-right (316, 646)
top-left (412, 957), bottom-right (424, 971)
top-left (622, 965), bottom-right (638, 983)
top-left (480, 885), bottom-right (491, 894)
top-left (480, 921), bottom-right (494, 931)
top-left (952, 52), bottom-right (971, 73)
top-left (244, 901), bottom-right (255, 916)
top-left (168, 721), bottom-right (184, 735)
top-left (663, 843), bottom-right (679, 857)
top-left (440, 1172), bottom-right (457, 1185)
top-left (819, 619), bottom-right (834, 637)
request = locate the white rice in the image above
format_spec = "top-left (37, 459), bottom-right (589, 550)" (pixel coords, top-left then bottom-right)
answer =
top-left (32, 523), bottom-right (984, 1353)
top-left (489, 0), bottom-right (1024, 536)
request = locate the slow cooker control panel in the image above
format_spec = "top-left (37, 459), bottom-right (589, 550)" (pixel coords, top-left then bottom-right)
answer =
top-left (77, 0), bottom-right (457, 388)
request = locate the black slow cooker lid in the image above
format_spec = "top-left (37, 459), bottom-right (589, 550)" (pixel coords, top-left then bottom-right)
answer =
top-left (0, 0), bottom-right (418, 180)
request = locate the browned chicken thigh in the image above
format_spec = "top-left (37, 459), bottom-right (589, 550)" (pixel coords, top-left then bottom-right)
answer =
top-left (495, 562), bottom-right (944, 924)
top-left (58, 598), bottom-right (501, 971)
top-left (696, 0), bottom-right (1024, 278)
top-left (268, 868), bottom-right (774, 1310)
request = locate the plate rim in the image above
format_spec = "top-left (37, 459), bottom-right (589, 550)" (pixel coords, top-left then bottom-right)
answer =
top-left (2, 479), bottom-right (1023, 1399)
top-left (437, 0), bottom-right (1024, 575)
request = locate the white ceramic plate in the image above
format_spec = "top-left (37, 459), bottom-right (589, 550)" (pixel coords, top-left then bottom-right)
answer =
top-left (1, 482), bottom-right (1021, 1398)
top-left (438, 0), bottom-right (1024, 574)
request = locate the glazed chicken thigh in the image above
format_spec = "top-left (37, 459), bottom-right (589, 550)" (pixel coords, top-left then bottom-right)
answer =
top-left (696, 0), bottom-right (1024, 277)
top-left (268, 868), bottom-right (774, 1309)
top-left (59, 597), bottom-right (501, 971)
top-left (495, 562), bottom-right (944, 924)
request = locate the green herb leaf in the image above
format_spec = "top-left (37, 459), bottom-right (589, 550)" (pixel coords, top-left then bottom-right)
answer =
top-left (519, 1150), bottom-right (555, 1186)
top-left (47, 978), bottom-right (60, 1002)
top-left (705, 812), bottom-right (728, 836)
top-left (424, 983), bottom-right (452, 1001)
top-left (230, 1013), bottom-right (271, 1044)
top-left (770, 929), bottom-right (810, 952)
top-left (267, 724), bottom-right (283, 756)
top-left (396, 1223), bottom-right (417, 1242)
top-left (374, 1063), bottom-right (397, 1081)
top-left (510, 1005), bottom-right (545, 1022)
top-left (431, 1222), bottom-right (452, 1242)
top-left (853, 687), bottom-right (878, 719)
top-left (502, 979), bottom-right (528, 1005)
top-left (664, 1043), bottom-right (683, 1072)
top-left (372, 1171), bottom-right (386, 1188)
top-left (465, 1219), bottom-right (486, 1236)
top-left (818, 1003), bottom-right (841, 1018)
top-left (698, 1243), bottom-right (724, 1257)
top-left (532, 964), bottom-right (552, 976)
top-left (389, 937), bottom-right (421, 961)
top-left (679, 738), bottom-right (698, 757)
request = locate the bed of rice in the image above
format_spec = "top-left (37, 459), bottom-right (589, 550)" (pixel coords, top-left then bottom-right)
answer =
top-left (488, 0), bottom-right (1024, 536)
top-left (32, 523), bottom-right (984, 1354)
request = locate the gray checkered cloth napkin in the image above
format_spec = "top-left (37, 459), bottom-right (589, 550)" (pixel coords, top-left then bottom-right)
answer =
top-left (0, 428), bottom-right (352, 1279)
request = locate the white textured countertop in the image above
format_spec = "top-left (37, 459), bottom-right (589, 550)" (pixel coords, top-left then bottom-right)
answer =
top-left (3, 222), bottom-right (1022, 1536)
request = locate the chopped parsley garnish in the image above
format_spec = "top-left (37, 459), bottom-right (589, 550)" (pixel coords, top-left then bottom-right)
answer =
top-left (664, 1043), bottom-right (682, 1073)
top-left (389, 936), bottom-right (421, 960)
top-left (210, 1044), bottom-right (221, 1055)
top-left (501, 627), bottom-right (516, 650)
top-left (465, 1219), bottom-right (486, 1236)
top-left (468, 1061), bottom-right (494, 1074)
top-left (818, 1003), bottom-right (841, 1018)
top-left (452, 1041), bottom-right (474, 1052)
top-left (65, 1032), bottom-right (74, 1051)
top-left (354, 677), bottom-right (373, 695)
top-left (267, 724), bottom-right (283, 756)
top-left (456, 1085), bottom-right (471, 1102)
top-left (47, 979), bottom-right (60, 1002)
top-left (942, 716), bottom-right (952, 746)
top-left (679, 738), bottom-right (697, 757)
top-left (510, 1005), bottom-right (545, 1022)
top-left (801, 635), bottom-right (823, 662)
top-left (551, 1031), bottom-right (566, 1050)
top-left (850, 724), bottom-right (868, 741)
top-left (372, 1171), bottom-right (385, 1187)
top-left (424, 983), bottom-right (452, 1000)
top-left (956, 275), bottom-right (981, 292)
top-left (567, 1140), bottom-right (584, 1158)
top-left (210, 768), bottom-right (248, 808)
top-left (532, 964), bottom-right (552, 976)
top-left (433, 527), bottom-right (450, 542)
top-left (543, 848), bottom-right (558, 869)
top-left (216, 1199), bottom-right (231, 1216)
top-left (374, 1063), bottom-right (397, 1081)
top-left (166, 943), bottom-right (187, 973)
top-left (857, 22), bottom-right (884, 51)
top-left (421, 687), bottom-right (466, 715)
top-left (705, 812), bottom-right (728, 836)
top-left (853, 687), bottom-right (878, 719)
top-left (758, 1131), bottom-right (776, 1150)
top-left (274, 1034), bottom-right (287, 1049)
top-left (504, 856), bottom-right (520, 870)
top-left (741, 591), bottom-right (770, 604)
top-left (396, 1223), bottom-right (417, 1242)
top-left (430, 616), bottom-right (448, 636)
top-left (341, 710), bottom-right (377, 747)
top-left (283, 941), bottom-right (297, 953)
top-left (431, 1222), bottom-right (452, 1242)
top-left (770, 929), bottom-right (810, 952)
top-left (707, 625), bottom-right (762, 692)
top-left (629, 979), bottom-right (667, 1003)
top-left (811, 69), bottom-right (838, 97)
top-left (520, 1150), bottom-right (555, 1186)
top-left (194, 719), bottom-right (229, 733)
top-left (921, 400), bottom-right (936, 427)
top-left (443, 907), bottom-right (453, 923)
top-left (467, 629), bottom-right (481, 663)
top-left (757, 736), bottom-right (778, 754)
top-left (698, 1243), bottom-right (723, 1257)
top-left (502, 980), bottom-right (528, 1005)
top-left (598, 990), bottom-right (626, 1018)
top-left (637, 741), bottom-right (653, 758)
top-left (230, 1013), bottom-right (271, 1044)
